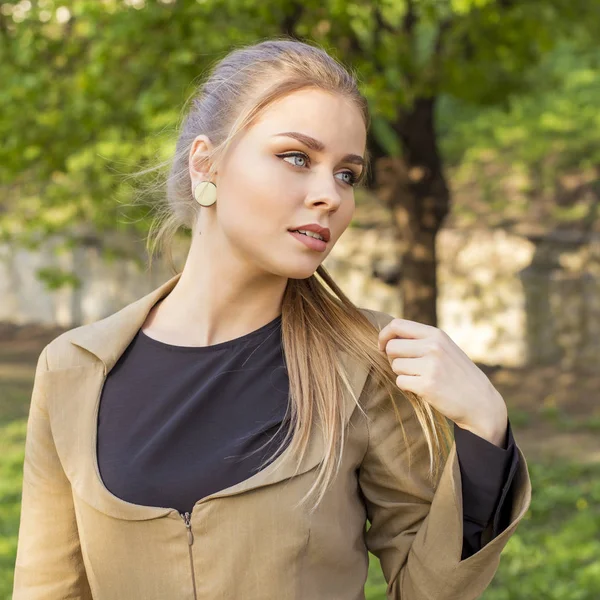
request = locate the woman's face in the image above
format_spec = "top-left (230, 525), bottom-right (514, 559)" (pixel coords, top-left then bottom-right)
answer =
top-left (189, 88), bottom-right (367, 280)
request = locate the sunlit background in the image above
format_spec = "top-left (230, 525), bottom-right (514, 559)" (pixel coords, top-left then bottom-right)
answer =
top-left (1, 1), bottom-right (599, 598)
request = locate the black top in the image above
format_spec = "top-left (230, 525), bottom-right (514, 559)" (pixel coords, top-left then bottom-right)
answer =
top-left (97, 312), bottom-right (518, 560)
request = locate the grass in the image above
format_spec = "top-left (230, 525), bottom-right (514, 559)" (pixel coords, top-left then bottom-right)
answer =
top-left (363, 460), bottom-right (600, 600)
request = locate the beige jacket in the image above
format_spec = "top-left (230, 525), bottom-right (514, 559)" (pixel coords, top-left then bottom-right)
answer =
top-left (13, 272), bottom-right (532, 600)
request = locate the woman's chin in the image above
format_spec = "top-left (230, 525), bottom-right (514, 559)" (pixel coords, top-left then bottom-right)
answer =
top-left (284, 264), bottom-right (323, 279)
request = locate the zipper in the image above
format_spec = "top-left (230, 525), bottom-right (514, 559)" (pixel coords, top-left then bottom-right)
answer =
top-left (180, 511), bottom-right (198, 600)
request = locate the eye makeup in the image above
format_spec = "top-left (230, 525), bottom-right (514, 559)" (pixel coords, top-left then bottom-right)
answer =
top-left (275, 151), bottom-right (360, 186)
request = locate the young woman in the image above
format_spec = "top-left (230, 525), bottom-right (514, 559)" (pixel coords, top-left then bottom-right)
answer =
top-left (13, 39), bottom-right (531, 600)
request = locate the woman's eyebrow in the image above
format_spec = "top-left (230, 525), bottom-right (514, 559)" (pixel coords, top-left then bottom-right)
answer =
top-left (271, 131), bottom-right (365, 168)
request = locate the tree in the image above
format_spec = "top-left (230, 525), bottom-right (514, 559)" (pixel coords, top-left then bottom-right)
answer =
top-left (294, 0), bottom-right (596, 324)
top-left (1, 0), bottom-right (597, 322)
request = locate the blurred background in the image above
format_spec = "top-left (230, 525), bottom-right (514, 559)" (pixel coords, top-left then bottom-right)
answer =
top-left (1, 0), bottom-right (600, 598)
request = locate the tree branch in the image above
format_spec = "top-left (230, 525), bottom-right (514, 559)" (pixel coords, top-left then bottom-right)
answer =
top-left (402, 0), bottom-right (416, 38)
top-left (280, 2), bottom-right (304, 40)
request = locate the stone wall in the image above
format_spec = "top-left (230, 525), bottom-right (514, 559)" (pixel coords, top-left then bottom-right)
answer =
top-left (2, 201), bottom-right (598, 369)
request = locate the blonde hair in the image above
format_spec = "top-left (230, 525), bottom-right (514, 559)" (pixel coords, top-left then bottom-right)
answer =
top-left (128, 37), bottom-right (452, 514)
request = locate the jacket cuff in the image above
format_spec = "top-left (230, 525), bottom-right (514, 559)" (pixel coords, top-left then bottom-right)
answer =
top-left (396, 432), bottom-right (531, 597)
top-left (454, 418), bottom-right (516, 526)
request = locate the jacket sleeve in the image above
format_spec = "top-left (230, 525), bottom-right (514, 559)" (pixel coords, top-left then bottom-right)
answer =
top-left (455, 418), bottom-right (519, 558)
top-left (357, 367), bottom-right (532, 600)
top-left (12, 345), bottom-right (93, 599)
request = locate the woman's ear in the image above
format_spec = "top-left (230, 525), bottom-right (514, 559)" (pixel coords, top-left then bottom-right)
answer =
top-left (189, 134), bottom-right (215, 183)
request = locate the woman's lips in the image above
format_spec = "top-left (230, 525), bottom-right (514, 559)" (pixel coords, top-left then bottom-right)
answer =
top-left (288, 230), bottom-right (327, 252)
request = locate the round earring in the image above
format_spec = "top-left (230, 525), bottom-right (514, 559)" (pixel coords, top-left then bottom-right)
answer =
top-left (193, 181), bottom-right (217, 207)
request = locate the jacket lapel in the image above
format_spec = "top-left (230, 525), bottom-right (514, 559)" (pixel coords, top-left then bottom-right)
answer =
top-left (67, 272), bottom-right (184, 376)
top-left (44, 272), bottom-right (371, 521)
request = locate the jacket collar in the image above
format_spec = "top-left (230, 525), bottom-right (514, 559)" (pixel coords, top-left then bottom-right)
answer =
top-left (68, 272), bottom-right (183, 374)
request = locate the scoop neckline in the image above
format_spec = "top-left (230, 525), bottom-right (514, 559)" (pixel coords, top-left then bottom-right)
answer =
top-left (136, 314), bottom-right (282, 353)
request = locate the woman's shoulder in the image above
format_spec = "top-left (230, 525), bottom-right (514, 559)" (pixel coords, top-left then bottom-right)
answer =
top-left (42, 276), bottom-right (182, 372)
top-left (41, 319), bottom-right (108, 371)
top-left (40, 298), bottom-right (138, 370)
top-left (358, 307), bottom-right (396, 331)
top-left (39, 274), bottom-right (182, 371)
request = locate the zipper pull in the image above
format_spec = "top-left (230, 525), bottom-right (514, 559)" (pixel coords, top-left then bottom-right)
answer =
top-left (182, 511), bottom-right (194, 545)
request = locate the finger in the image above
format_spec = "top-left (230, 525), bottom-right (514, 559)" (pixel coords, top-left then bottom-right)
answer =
top-left (378, 318), bottom-right (435, 351)
top-left (391, 356), bottom-right (426, 377)
top-left (381, 337), bottom-right (430, 358)
top-left (394, 373), bottom-right (426, 396)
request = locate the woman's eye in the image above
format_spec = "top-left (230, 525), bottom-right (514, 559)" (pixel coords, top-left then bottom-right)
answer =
top-left (277, 151), bottom-right (309, 169)
top-left (339, 171), bottom-right (358, 186)
top-left (276, 152), bottom-right (357, 186)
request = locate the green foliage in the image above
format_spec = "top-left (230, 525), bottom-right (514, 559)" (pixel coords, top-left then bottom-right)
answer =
top-left (440, 43), bottom-right (600, 171)
top-left (481, 461), bottom-right (600, 599)
top-left (35, 266), bottom-right (82, 290)
top-left (438, 42), bottom-right (600, 226)
top-left (1, 0), bottom-right (599, 275)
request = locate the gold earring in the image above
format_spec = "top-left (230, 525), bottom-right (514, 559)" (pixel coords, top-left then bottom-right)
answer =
top-left (193, 181), bottom-right (217, 207)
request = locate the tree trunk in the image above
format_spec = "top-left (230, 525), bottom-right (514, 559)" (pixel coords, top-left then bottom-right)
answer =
top-left (383, 96), bottom-right (450, 326)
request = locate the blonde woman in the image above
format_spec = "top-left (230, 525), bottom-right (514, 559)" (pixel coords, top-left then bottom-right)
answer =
top-left (13, 39), bottom-right (531, 600)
